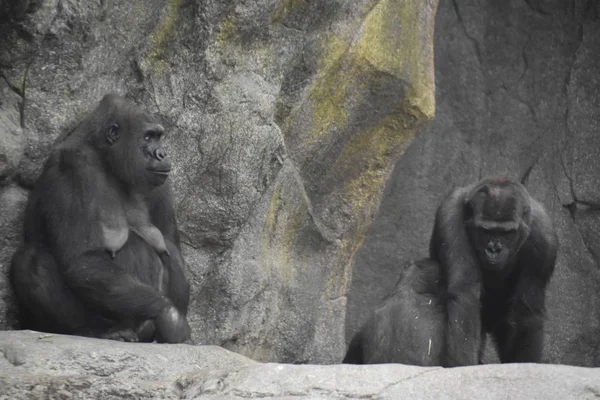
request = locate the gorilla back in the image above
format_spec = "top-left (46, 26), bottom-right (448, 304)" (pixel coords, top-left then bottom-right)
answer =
top-left (10, 94), bottom-right (191, 343)
top-left (343, 259), bottom-right (445, 365)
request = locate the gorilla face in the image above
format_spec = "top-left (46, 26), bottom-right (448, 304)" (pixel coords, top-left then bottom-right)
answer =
top-left (464, 179), bottom-right (532, 272)
top-left (468, 225), bottom-right (520, 270)
top-left (100, 95), bottom-right (172, 188)
top-left (138, 123), bottom-right (171, 187)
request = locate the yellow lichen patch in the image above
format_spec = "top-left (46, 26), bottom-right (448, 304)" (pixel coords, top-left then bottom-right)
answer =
top-left (325, 230), bottom-right (368, 301)
top-left (216, 14), bottom-right (238, 46)
top-left (354, 0), bottom-right (434, 119)
top-left (356, 0), bottom-right (413, 78)
top-left (318, 102), bottom-right (427, 301)
top-left (307, 33), bottom-right (353, 138)
top-left (336, 109), bottom-right (416, 223)
top-left (272, 0), bottom-right (304, 23)
top-left (144, 0), bottom-right (183, 73)
top-left (316, 26), bottom-right (351, 72)
top-left (264, 185), bottom-right (283, 237)
top-left (304, 0), bottom-right (434, 140)
top-left (345, 166), bottom-right (385, 217)
top-left (261, 186), bottom-right (292, 281)
top-left (261, 184), bottom-right (308, 284)
top-left (211, 14), bottom-right (279, 78)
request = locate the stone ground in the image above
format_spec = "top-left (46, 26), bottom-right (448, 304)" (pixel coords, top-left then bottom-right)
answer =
top-left (1, 331), bottom-right (599, 399)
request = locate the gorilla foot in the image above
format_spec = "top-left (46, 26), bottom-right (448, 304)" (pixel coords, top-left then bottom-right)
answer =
top-left (101, 329), bottom-right (139, 342)
top-left (155, 306), bottom-right (191, 344)
top-left (135, 320), bottom-right (156, 342)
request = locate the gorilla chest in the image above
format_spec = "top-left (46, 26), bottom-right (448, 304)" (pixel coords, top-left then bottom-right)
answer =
top-left (98, 196), bottom-right (167, 260)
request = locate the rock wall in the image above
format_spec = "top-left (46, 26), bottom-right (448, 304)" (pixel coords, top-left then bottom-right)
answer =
top-left (0, 0), bottom-right (438, 363)
top-left (347, 0), bottom-right (600, 367)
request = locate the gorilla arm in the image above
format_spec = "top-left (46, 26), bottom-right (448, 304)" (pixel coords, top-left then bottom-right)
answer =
top-left (429, 185), bottom-right (483, 367)
top-left (495, 199), bottom-right (557, 363)
top-left (145, 182), bottom-right (190, 315)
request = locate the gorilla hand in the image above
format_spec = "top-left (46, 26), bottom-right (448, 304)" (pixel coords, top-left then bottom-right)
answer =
top-left (155, 305), bottom-right (191, 343)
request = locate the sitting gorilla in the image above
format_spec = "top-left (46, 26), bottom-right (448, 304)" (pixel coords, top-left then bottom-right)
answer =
top-left (344, 177), bottom-right (558, 366)
top-left (10, 94), bottom-right (191, 343)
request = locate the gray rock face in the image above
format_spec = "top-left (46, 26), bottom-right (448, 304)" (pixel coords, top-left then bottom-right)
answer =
top-left (1, 331), bottom-right (599, 399)
top-left (347, 0), bottom-right (600, 367)
top-left (0, 0), bottom-right (437, 364)
top-left (0, 80), bottom-right (25, 181)
top-left (0, 185), bottom-right (27, 330)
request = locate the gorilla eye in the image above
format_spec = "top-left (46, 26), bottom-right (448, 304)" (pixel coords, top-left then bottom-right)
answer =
top-left (144, 130), bottom-right (162, 141)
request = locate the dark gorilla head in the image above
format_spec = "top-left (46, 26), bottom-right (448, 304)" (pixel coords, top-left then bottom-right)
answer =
top-left (464, 177), bottom-right (532, 271)
top-left (89, 94), bottom-right (171, 188)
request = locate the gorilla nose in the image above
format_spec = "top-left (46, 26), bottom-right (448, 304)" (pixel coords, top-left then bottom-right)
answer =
top-left (485, 242), bottom-right (503, 257)
top-left (154, 148), bottom-right (167, 161)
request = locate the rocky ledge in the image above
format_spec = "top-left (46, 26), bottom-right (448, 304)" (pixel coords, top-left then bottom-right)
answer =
top-left (0, 331), bottom-right (598, 399)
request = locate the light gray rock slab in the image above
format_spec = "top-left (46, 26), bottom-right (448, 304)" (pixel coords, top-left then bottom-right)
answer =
top-left (1, 331), bottom-right (598, 399)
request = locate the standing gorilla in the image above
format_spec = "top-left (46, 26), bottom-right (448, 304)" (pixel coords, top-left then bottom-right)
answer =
top-left (344, 177), bottom-right (557, 366)
top-left (10, 94), bottom-right (191, 343)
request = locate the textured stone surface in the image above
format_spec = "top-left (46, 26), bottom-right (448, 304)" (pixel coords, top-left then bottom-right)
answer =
top-left (0, 0), bottom-right (437, 364)
top-left (0, 79), bottom-right (25, 181)
top-left (1, 331), bottom-right (599, 399)
top-left (347, 0), bottom-right (600, 367)
top-left (0, 185), bottom-right (27, 331)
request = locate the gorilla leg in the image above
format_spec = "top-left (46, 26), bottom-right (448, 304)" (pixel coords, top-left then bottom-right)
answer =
top-left (493, 306), bottom-right (545, 363)
top-left (11, 246), bottom-right (87, 333)
top-left (11, 246), bottom-right (150, 340)
top-left (64, 251), bottom-right (172, 320)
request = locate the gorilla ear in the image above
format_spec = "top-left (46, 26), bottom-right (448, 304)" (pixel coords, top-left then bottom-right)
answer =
top-left (106, 124), bottom-right (120, 145)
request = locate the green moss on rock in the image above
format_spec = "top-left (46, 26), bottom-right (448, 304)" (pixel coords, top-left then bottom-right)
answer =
top-left (261, 183), bottom-right (309, 284)
top-left (143, 0), bottom-right (183, 74)
top-left (306, 0), bottom-right (434, 141)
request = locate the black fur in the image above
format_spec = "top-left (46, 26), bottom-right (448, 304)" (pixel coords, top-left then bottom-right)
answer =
top-left (343, 259), bottom-right (444, 365)
top-left (10, 94), bottom-right (191, 343)
top-left (344, 177), bottom-right (557, 366)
